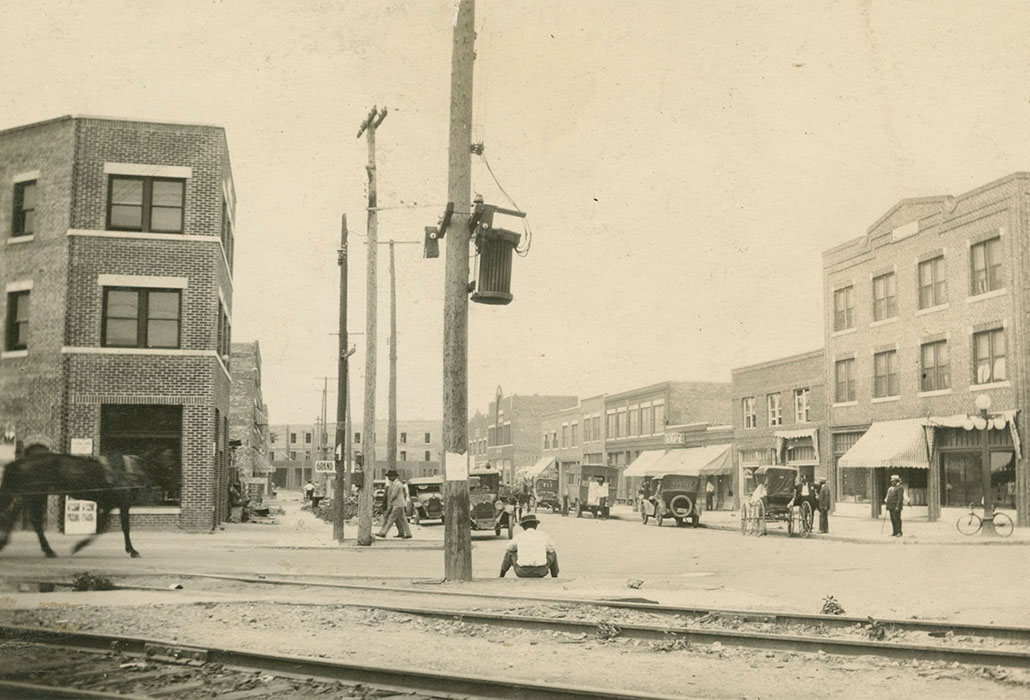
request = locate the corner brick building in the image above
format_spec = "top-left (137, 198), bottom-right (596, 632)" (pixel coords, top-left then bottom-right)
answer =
top-left (0, 115), bottom-right (236, 531)
top-left (229, 341), bottom-right (272, 499)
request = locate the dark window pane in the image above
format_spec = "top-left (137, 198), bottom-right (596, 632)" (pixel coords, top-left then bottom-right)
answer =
top-left (110, 204), bottom-right (143, 229)
top-left (151, 180), bottom-right (183, 206)
top-left (111, 178), bottom-right (143, 205)
top-left (105, 319), bottom-right (138, 346)
top-left (21, 210), bottom-right (35, 233)
top-left (14, 293), bottom-right (30, 322)
top-left (21, 182), bottom-right (36, 209)
top-left (147, 320), bottom-right (179, 348)
top-left (150, 207), bottom-right (182, 232)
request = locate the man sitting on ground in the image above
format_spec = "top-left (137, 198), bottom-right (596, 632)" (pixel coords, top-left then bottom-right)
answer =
top-left (500, 513), bottom-right (559, 578)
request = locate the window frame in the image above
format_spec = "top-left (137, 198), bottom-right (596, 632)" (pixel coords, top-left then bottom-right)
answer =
top-left (106, 175), bottom-right (186, 234)
top-left (872, 272), bottom-right (897, 322)
top-left (793, 388), bottom-right (810, 423)
top-left (833, 286), bottom-right (854, 332)
top-left (767, 393), bottom-right (782, 426)
top-left (5, 290), bottom-right (30, 351)
top-left (970, 237), bottom-right (1002, 296)
top-left (12, 180), bottom-right (36, 237)
top-left (742, 397), bottom-right (756, 429)
top-left (873, 350), bottom-right (899, 398)
top-left (920, 340), bottom-right (950, 392)
top-left (972, 328), bottom-right (1006, 385)
top-left (918, 256), bottom-right (947, 309)
top-left (101, 287), bottom-right (182, 349)
top-left (835, 359), bottom-right (856, 403)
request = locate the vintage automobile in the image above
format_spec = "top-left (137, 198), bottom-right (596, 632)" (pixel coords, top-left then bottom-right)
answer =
top-left (568, 463), bottom-right (620, 519)
top-left (640, 473), bottom-right (701, 527)
top-left (740, 465), bottom-right (813, 537)
top-left (406, 475), bottom-right (444, 524)
top-left (532, 476), bottom-right (561, 513)
top-left (468, 467), bottom-right (517, 538)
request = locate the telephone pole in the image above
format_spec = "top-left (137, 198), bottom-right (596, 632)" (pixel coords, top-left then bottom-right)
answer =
top-left (387, 240), bottom-right (398, 475)
top-left (334, 214), bottom-right (349, 542)
top-left (357, 105), bottom-right (387, 546)
top-left (442, 0), bottom-right (475, 581)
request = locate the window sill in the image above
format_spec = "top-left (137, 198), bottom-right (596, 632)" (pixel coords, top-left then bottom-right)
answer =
top-left (970, 381), bottom-right (1011, 391)
top-left (871, 395), bottom-right (900, 404)
top-left (918, 388), bottom-right (953, 398)
top-left (831, 328), bottom-right (856, 337)
top-left (7, 235), bottom-right (33, 245)
top-left (967, 288), bottom-right (1007, 303)
top-left (832, 401), bottom-right (858, 408)
top-left (915, 303), bottom-right (949, 317)
top-left (870, 316), bottom-right (899, 328)
top-left (1, 349), bottom-right (28, 359)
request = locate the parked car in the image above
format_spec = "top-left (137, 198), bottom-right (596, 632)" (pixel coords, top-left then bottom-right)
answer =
top-left (468, 467), bottom-right (517, 538)
top-left (406, 475), bottom-right (444, 524)
top-left (372, 478), bottom-right (387, 516)
top-left (532, 476), bottom-right (561, 513)
top-left (640, 474), bottom-right (701, 527)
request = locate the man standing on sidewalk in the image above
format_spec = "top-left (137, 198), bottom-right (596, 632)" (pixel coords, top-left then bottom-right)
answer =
top-left (817, 478), bottom-right (830, 533)
top-left (376, 470), bottom-right (411, 539)
top-left (884, 474), bottom-right (904, 537)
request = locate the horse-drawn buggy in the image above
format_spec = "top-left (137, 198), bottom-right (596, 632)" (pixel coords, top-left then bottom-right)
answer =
top-left (740, 465), bottom-right (814, 537)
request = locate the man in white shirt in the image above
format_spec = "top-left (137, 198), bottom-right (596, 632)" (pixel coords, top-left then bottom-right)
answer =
top-left (500, 513), bottom-right (559, 578)
top-left (586, 476), bottom-right (609, 518)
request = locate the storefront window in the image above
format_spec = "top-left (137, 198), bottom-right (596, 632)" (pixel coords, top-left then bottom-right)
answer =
top-left (838, 466), bottom-right (869, 503)
top-left (991, 451), bottom-right (1016, 509)
top-left (942, 452), bottom-right (981, 507)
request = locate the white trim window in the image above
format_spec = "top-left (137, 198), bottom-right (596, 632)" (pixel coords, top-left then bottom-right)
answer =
top-left (743, 397), bottom-right (756, 429)
top-left (767, 393), bottom-right (782, 427)
top-left (793, 388), bottom-right (810, 423)
top-left (101, 287), bottom-right (181, 349)
top-left (973, 328), bottom-right (1006, 385)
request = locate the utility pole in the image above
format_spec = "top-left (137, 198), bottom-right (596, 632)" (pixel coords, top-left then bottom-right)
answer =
top-left (387, 240), bottom-right (398, 475)
top-left (334, 214), bottom-right (349, 542)
top-left (357, 105), bottom-right (387, 546)
top-left (443, 0), bottom-right (475, 581)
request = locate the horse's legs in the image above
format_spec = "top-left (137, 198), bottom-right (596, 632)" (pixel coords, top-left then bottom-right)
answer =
top-left (119, 504), bottom-right (139, 558)
top-left (0, 492), bottom-right (22, 553)
top-left (72, 503), bottom-right (112, 556)
top-left (27, 495), bottom-right (56, 558)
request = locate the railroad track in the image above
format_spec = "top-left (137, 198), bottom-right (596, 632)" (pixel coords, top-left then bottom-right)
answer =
top-left (0, 626), bottom-right (686, 700)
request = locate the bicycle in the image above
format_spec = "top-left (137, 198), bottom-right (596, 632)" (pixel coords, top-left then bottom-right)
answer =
top-left (956, 502), bottom-right (1014, 537)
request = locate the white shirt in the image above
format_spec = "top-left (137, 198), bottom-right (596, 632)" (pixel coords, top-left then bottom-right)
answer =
top-left (514, 528), bottom-right (552, 566)
top-left (587, 481), bottom-right (606, 506)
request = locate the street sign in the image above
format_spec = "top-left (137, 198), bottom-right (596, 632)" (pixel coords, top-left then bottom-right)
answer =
top-left (314, 460), bottom-right (335, 473)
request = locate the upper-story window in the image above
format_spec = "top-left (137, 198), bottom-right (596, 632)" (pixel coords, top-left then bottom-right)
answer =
top-left (742, 397), bottom-right (756, 429)
top-left (872, 273), bottom-right (897, 321)
top-left (833, 286), bottom-right (854, 331)
top-left (571, 423), bottom-right (579, 447)
top-left (290, 432), bottom-right (297, 444)
top-left (652, 403), bottom-right (665, 432)
top-left (400, 432), bottom-right (407, 444)
top-left (305, 432), bottom-right (312, 444)
top-left (873, 350), bottom-right (899, 398)
top-left (767, 393), bottom-right (782, 426)
top-left (618, 410), bottom-right (628, 437)
top-left (354, 432), bottom-right (361, 443)
top-left (12, 181), bottom-right (36, 237)
top-left (101, 288), bottom-right (181, 348)
top-left (834, 359), bottom-right (856, 403)
top-left (424, 432), bottom-right (431, 443)
top-left (970, 237), bottom-right (1002, 295)
top-left (628, 407), bottom-right (639, 436)
top-left (920, 340), bottom-right (950, 392)
top-left (107, 176), bottom-right (185, 233)
top-left (561, 425), bottom-right (568, 448)
top-left (918, 256), bottom-right (947, 309)
top-left (5, 290), bottom-right (30, 350)
top-left (793, 388), bottom-right (810, 423)
top-left (973, 328), bottom-right (1006, 384)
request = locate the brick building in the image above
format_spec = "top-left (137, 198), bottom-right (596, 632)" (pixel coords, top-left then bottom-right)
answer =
top-left (0, 115), bottom-right (236, 530)
top-left (228, 341), bottom-right (272, 499)
top-left (468, 390), bottom-right (577, 483)
top-left (731, 350), bottom-right (827, 507)
top-left (536, 394), bottom-right (606, 502)
top-left (823, 173), bottom-right (1029, 525)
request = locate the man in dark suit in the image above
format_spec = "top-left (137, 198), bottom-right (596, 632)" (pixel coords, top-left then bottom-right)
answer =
top-left (884, 474), bottom-right (904, 537)
top-left (375, 470), bottom-right (411, 539)
top-left (817, 478), bottom-right (830, 533)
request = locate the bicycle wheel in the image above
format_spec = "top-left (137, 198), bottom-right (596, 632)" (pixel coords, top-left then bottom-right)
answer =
top-left (992, 512), bottom-right (1014, 537)
top-left (956, 512), bottom-right (981, 536)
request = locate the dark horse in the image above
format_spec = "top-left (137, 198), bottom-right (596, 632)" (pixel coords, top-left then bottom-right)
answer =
top-left (0, 452), bottom-right (143, 558)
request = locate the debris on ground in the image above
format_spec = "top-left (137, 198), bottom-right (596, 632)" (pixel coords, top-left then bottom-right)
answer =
top-left (596, 620), bottom-right (621, 640)
top-left (626, 578), bottom-right (644, 589)
top-left (71, 572), bottom-right (115, 591)
top-left (821, 595), bottom-right (846, 616)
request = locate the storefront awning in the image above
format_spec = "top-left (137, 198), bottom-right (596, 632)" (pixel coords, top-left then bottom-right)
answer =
top-left (838, 418), bottom-right (930, 469)
top-left (774, 427), bottom-right (819, 464)
top-left (252, 450), bottom-right (275, 474)
top-left (517, 455), bottom-right (556, 480)
top-left (647, 444), bottom-right (733, 477)
top-left (622, 449), bottom-right (668, 478)
top-left (924, 410), bottom-right (1021, 460)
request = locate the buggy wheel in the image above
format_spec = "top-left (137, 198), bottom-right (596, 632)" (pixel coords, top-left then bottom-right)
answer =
top-left (754, 500), bottom-right (766, 536)
top-left (801, 501), bottom-right (814, 537)
top-left (740, 504), bottom-right (749, 535)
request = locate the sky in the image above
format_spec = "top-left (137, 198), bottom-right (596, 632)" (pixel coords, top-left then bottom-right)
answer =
top-left (4, 1), bottom-right (1030, 424)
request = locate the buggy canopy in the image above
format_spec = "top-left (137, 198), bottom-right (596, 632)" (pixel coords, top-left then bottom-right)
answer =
top-left (622, 449), bottom-right (668, 477)
top-left (838, 418), bottom-right (930, 469)
top-left (646, 444), bottom-right (733, 477)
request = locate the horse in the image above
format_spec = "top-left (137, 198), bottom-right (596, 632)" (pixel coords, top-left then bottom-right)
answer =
top-left (0, 452), bottom-right (143, 558)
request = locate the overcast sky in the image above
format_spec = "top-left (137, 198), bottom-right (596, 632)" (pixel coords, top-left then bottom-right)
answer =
top-left (5, 1), bottom-right (1030, 424)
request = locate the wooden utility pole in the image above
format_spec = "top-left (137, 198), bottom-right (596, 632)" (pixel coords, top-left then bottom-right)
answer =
top-left (442, 0), bottom-right (475, 581)
top-left (357, 106), bottom-right (387, 546)
top-left (334, 214), bottom-right (349, 542)
top-left (387, 241), bottom-right (398, 475)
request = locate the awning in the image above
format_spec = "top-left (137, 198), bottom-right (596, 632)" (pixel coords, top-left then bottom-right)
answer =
top-left (924, 410), bottom-right (1021, 460)
top-left (838, 418), bottom-right (930, 469)
top-left (517, 455), bottom-right (556, 480)
top-left (647, 444), bottom-right (733, 477)
top-left (621, 449), bottom-right (668, 478)
top-left (252, 449), bottom-right (275, 474)
top-left (774, 427), bottom-right (819, 464)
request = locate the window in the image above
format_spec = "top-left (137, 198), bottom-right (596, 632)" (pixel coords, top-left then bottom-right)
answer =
top-left (970, 237), bottom-right (1002, 295)
top-left (354, 432), bottom-right (361, 443)
top-left (793, 388), bottom-right (810, 423)
top-left (653, 403), bottom-right (665, 432)
top-left (640, 406), bottom-right (652, 435)
top-left (872, 273), bottom-right (897, 321)
top-left (424, 432), bottom-right (430, 443)
top-left (918, 256), bottom-right (947, 309)
top-left (561, 425), bottom-right (568, 448)
top-left (920, 341), bottom-right (950, 392)
top-left (305, 432), bottom-right (312, 444)
top-left (290, 432), bottom-right (297, 444)
top-left (400, 432), bottom-right (407, 444)
top-left (220, 196), bottom-right (234, 271)
top-left (628, 407), bottom-right (638, 436)
top-left (607, 411), bottom-right (617, 438)
top-left (835, 359), bottom-right (856, 403)
top-left (571, 422), bottom-right (578, 447)
top-left (767, 393), bottom-right (782, 426)
top-left (973, 328), bottom-right (1006, 384)
top-left (833, 286), bottom-right (854, 331)
top-left (5, 291), bottom-right (30, 350)
top-left (618, 410), bottom-right (628, 437)
top-left (873, 350), bottom-right (899, 398)
top-left (101, 288), bottom-right (181, 348)
top-left (424, 450), bottom-right (431, 461)
top-left (593, 416), bottom-right (601, 440)
top-left (742, 397), bottom-right (756, 429)
top-left (400, 450), bottom-right (407, 461)
top-left (12, 181), bottom-right (36, 236)
top-left (107, 176), bottom-right (185, 233)
top-left (290, 450), bottom-right (297, 460)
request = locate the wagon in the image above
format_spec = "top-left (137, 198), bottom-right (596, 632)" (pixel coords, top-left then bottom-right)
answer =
top-left (567, 464), bottom-right (619, 519)
top-left (740, 465), bottom-right (813, 537)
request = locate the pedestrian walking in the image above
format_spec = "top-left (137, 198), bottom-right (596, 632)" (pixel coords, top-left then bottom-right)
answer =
top-left (303, 479), bottom-right (315, 502)
top-left (705, 479), bottom-right (715, 511)
top-left (884, 474), bottom-right (904, 537)
top-left (817, 478), bottom-right (830, 533)
top-left (500, 513), bottom-right (559, 578)
top-left (375, 470), bottom-right (412, 539)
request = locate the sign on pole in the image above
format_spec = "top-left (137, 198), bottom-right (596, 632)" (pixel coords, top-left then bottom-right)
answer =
top-left (314, 460), bottom-right (335, 474)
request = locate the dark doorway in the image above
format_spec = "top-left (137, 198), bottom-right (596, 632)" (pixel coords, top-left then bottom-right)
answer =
top-left (100, 404), bottom-right (182, 505)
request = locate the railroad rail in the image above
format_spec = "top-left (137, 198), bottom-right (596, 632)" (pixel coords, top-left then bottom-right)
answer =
top-left (0, 626), bottom-right (687, 700)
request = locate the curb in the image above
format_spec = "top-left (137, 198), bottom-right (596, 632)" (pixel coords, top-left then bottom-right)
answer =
top-left (702, 521), bottom-right (1030, 545)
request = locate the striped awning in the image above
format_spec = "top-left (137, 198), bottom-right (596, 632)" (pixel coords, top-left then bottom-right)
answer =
top-left (838, 418), bottom-right (930, 469)
top-left (517, 455), bottom-right (556, 480)
top-left (622, 449), bottom-right (668, 478)
top-left (646, 444), bottom-right (733, 477)
top-left (252, 449), bottom-right (275, 474)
